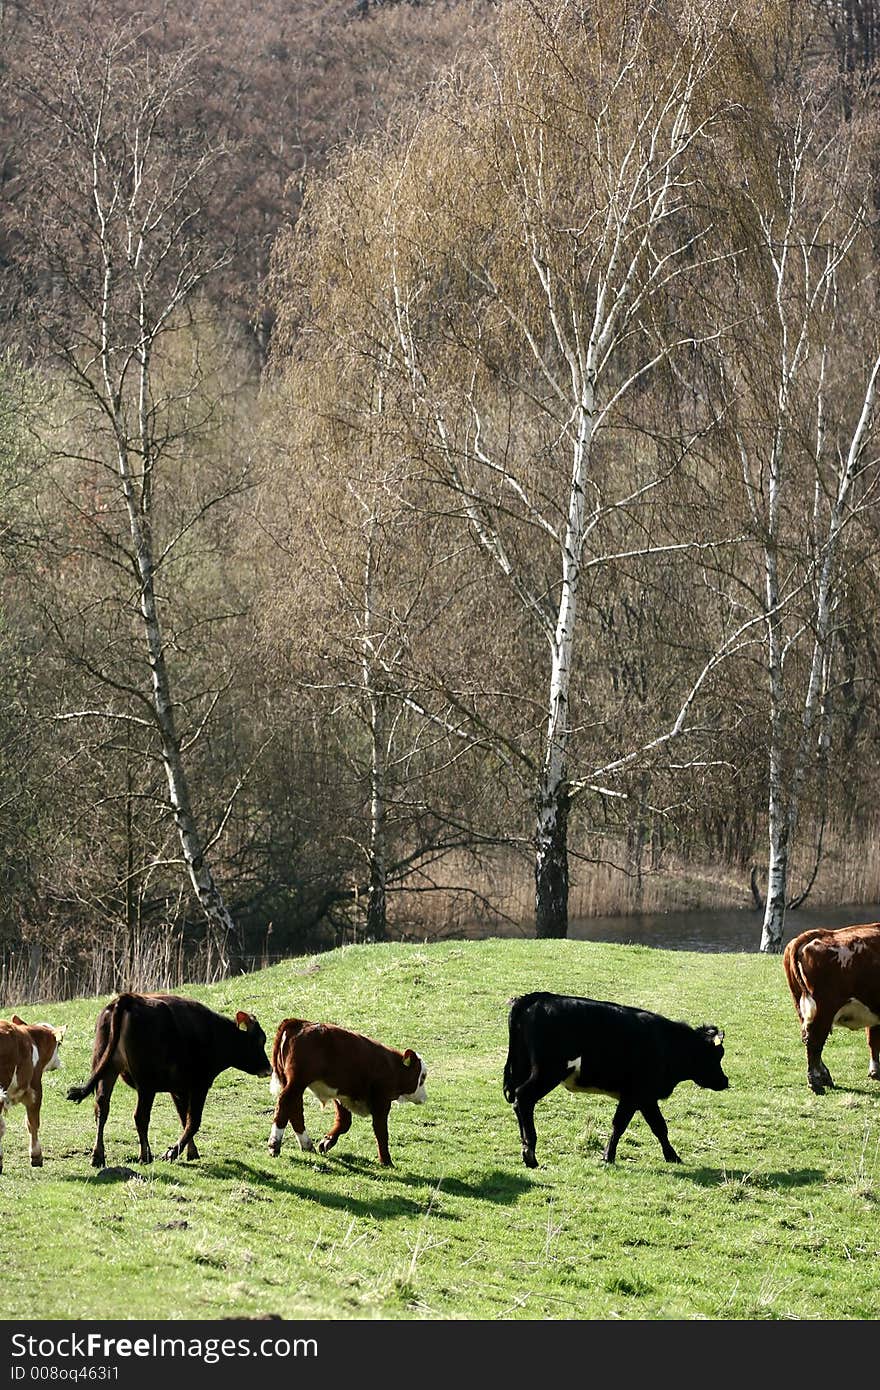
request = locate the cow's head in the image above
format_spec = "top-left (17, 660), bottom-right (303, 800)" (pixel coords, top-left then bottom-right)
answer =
top-left (235, 1012), bottom-right (272, 1077)
top-left (693, 1025), bottom-right (729, 1090)
top-left (397, 1049), bottom-right (428, 1104)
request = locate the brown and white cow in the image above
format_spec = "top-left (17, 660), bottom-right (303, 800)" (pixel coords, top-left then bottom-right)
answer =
top-left (0, 1015), bottom-right (67, 1173)
top-left (782, 923), bottom-right (880, 1093)
top-left (267, 1018), bottom-right (428, 1167)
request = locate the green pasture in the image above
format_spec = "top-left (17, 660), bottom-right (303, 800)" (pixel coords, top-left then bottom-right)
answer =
top-left (2, 938), bottom-right (878, 1320)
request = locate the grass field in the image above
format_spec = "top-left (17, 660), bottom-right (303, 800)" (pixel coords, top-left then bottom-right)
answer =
top-left (1, 938), bottom-right (878, 1321)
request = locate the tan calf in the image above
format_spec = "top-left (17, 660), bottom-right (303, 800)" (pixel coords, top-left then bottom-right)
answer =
top-left (0, 1016), bottom-right (66, 1173)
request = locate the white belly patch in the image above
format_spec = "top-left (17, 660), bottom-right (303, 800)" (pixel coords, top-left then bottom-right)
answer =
top-left (308, 1081), bottom-right (371, 1117)
top-left (833, 998), bottom-right (880, 1030)
top-left (562, 1057), bottom-right (619, 1098)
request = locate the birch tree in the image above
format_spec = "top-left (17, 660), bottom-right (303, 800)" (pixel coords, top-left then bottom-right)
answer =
top-left (274, 0), bottom-right (748, 937)
top-left (713, 75), bottom-right (880, 952)
top-left (18, 24), bottom-right (249, 973)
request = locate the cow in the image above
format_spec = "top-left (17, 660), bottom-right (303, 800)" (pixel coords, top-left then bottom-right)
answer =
top-left (503, 991), bottom-right (728, 1167)
top-left (782, 922), bottom-right (880, 1094)
top-left (267, 1018), bottom-right (428, 1167)
top-left (67, 992), bottom-right (271, 1167)
top-left (0, 1015), bottom-right (67, 1174)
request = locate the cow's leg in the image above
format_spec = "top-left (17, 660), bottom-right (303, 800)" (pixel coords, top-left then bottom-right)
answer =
top-left (133, 1088), bottom-right (156, 1164)
top-left (512, 1067), bottom-right (568, 1168)
top-left (867, 1026), bottom-right (880, 1082)
top-left (24, 1084), bottom-right (43, 1167)
top-left (638, 1098), bottom-right (681, 1163)
top-left (171, 1093), bottom-right (200, 1160)
top-left (163, 1085), bottom-right (207, 1162)
top-left (0, 1104), bottom-right (6, 1175)
top-left (91, 1072), bottom-right (118, 1168)
top-left (268, 1082), bottom-right (313, 1156)
top-left (804, 1014), bottom-right (835, 1093)
top-left (318, 1101), bottom-right (352, 1156)
top-left (603, 1098), bottom-right (638, 1163)
top-left (370, 1099), bottom-right (393, 1166)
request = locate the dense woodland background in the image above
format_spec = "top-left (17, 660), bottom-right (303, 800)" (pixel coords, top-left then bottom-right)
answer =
top-left (3, 0), bottom-right (880, 998)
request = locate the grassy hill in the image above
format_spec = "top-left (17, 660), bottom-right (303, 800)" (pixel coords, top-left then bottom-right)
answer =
top-left (1, 939), bottom-right (877, 1320)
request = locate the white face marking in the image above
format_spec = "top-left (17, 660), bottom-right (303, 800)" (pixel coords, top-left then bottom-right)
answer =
top-left (833, 998), bottom-right (880, 1031)
top-left (269, 1123), bottom-right (285, 1150)
top-left (397, 1061), bottom-right (428, 1105)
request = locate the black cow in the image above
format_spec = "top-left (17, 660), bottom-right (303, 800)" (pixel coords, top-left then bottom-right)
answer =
top-left (503, 991), bottom-right (728, 1167)
top-left (67, 992), bottom-right (271, 1167)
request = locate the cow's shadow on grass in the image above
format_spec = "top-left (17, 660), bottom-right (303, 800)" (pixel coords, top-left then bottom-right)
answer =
top-left (671, 1166), bottom-right (825, 1189)
top-left (325, 1154), bottom-right (538, 1204)
top-left (60, 1154), bottom-right (537, 1219)
top-left (61, 1160), bottom-right (440, 1220)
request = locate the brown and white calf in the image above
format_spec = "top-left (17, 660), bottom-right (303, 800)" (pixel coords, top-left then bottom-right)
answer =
top-left (783, 923), bottom-right (880, 1093)
top-left (0, 1015), bottom-right (66, 1173)
top-left (267, 1018), bottom-right (428, 1167)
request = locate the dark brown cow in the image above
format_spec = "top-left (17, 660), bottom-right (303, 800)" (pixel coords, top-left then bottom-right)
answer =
top-left (267, 1018), bottom-right (428, 1167)
top-left (0, 1015), bottom-right (67, 1174)
top-left (67, 992), bottom-right (271, 1166)
top-left (782, 923), bottom-right (880, 1093)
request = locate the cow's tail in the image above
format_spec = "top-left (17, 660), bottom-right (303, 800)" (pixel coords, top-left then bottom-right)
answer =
top-left (66, 993), bottom-right (133, 1102)
top-left (270, 1017), bottom-right (307, 1093)
top-left (782, 937), bottom-right (819, 1026)
top-left (503, 995), bottom-right (529, 1103)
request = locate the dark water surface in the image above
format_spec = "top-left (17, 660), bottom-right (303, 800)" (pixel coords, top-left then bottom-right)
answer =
top-left (567, 901), bottom-right (880, 953)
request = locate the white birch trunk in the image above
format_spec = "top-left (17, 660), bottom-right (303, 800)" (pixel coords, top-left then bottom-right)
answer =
top-left (535, 390), bottom-right (591, 938)
top-left (121, 463), bottom-right (243, 974)
top-left (362, 518), bottom-right (387, 942)
top-left (760, 449), bottom-right (788, 952)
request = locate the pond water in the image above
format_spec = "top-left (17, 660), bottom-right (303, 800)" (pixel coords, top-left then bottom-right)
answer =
top-left (567, 901), bottom-right (880, 952)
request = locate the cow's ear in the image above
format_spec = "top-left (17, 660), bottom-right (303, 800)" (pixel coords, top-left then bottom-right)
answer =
top-left (704, 1025), bottom-right (724, 1046)
top-left (54, 1025), bottom-right (68, 1042)
top-left (403, 1049), bottom-right (415, 1067)
top-left (11, 1015), bottom-right (25, 1026)
top-left (235, 1011), bottom-right (250, 1031)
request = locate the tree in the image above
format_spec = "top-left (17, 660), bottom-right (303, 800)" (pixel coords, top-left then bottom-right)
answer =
top-left (15, 20), bottom-right (253, 973)
top-left (274, 0), bottom-right (751, 937)
top-left (708, 29), bottom-right (880, 951)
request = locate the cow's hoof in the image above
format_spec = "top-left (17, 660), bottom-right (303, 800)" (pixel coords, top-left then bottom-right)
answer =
top-left (161, 1148), bottom-right (179, 1162)
top-left (808, 1081), bottom-right (826, 1095)
top-left (268, 1143), bottom-right (280, 1158)
top-left (30, 1154), bottom-right (43, 1167)
top-left (91, 1154), bottom-right (106, 1169)
top-left (665, 1153), bottom-right (682, 1164)
top-left (869, 1071), bottom-right (880, 1083)
top-left (317, 1139), bottom-right (330, 1155)
top-left (522, 1150), bottom-right (538, 1169)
